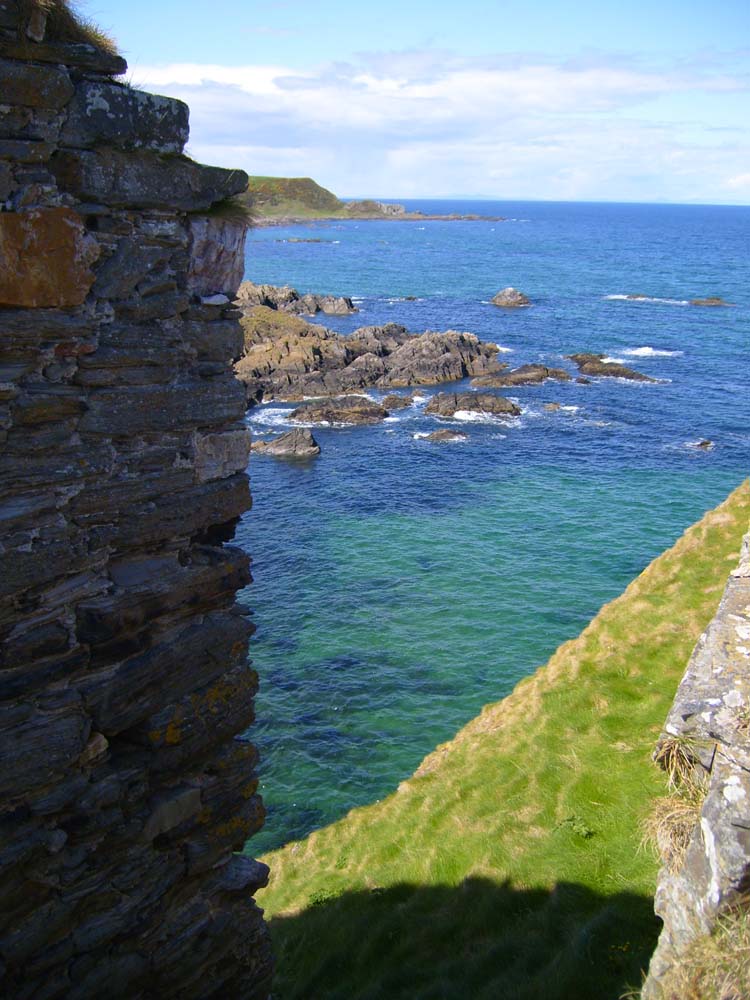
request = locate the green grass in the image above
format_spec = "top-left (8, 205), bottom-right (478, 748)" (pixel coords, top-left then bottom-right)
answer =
top-left (254, 480), bottom-right (750, 999)
top-left (241, 177), bottom-right (346, 219)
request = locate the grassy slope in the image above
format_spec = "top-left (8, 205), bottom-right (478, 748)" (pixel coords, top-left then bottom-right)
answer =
top-left (242, 176), bottom-right (347, 219)
top-left (255, 480), bottom-right (750, 999)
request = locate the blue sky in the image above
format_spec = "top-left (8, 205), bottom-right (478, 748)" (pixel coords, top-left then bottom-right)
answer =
top-left (88, 0), bottom-right (750, 203)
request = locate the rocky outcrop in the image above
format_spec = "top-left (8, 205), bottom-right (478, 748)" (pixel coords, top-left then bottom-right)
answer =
top-left (0, 7), bottom-right (271, 998)
top-left (472, 364), bottom-right (571, 388)
top-left (425, 392), bottom-right (521, 418)
top-left (568, 353), bottom-right (654, 382)
top-left (289, 395), bottom-right (389, 425)
top-left (252, 428), bottom-right (321, 459)
top-left (424, 428), bottom-right (468, 443)
top-left (491, 287), bottom-right (531, 307)
top-left (236, 280), bottom-right (356, 316)
top-left (643, 531), bottom-right (750, 998)
top-left (234, 306), bottom-right (502, 403)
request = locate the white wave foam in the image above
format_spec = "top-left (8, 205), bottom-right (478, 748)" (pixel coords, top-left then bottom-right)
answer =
top-left (452, 409), bottom-right (518, 424)
top-left (413, 432), bottom-right (431, 439)
top-left (602, 356), bottom-right (625, 364)
top-left (560, 405), bottom-right (580, 412)
top-left (604, 294), bottom-right (689, 306)
top-left (246, 407), bottom-right (294, 428)
top-left (622, 346), bottom-right (683, 357)
top-left (493, 343), bottom-right (514, 353)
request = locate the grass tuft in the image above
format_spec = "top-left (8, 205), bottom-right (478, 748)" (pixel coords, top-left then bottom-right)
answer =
top-left (18, 0), bottom-right (119, 54)
top-left (657, 905), bottom-right (750, 1000)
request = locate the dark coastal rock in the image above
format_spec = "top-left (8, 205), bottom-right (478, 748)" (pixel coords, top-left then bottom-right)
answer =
top-left (252, 427), bottom-right (320, 458)
top-left (377, 330), bottom-right (501, 387)
top-left (381, 394), bottom-right (415, 409)
top-left (567, 353), bottom-right (655, 382)
top-left (234, 308), bottom-right (501, 403)
top-left (289, 395), bottom-right (389, 425)
top-left (472, 364), bottom-right (571, 388)
top-left (491, 287), bottom-right (531, 308)
top-left (424, 428), bottom-right (468, 443)
top-left (425, 392), bottom-right (521, 419)
top-left (236, 280), bottom-right (357, 316)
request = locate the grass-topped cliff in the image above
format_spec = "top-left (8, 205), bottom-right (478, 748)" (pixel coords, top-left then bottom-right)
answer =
top-left (243, 176), bottom-right (345, 219)
top-left (255, 480), bottom-right (750, 999)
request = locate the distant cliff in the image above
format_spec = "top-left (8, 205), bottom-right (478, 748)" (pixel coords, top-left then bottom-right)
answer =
top-left (242, 176), bottom-right (503, 223)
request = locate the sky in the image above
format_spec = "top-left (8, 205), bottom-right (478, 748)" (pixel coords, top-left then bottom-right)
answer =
top-left (85, 0), bottom-right (750, 203)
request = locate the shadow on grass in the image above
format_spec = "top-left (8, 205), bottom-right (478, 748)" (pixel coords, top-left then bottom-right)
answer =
top-left (267, 877), bottom-right (658, 1000)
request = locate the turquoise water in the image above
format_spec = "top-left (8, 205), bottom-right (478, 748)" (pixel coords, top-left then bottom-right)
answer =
top-left (237, 201), bottom-right (750, 853)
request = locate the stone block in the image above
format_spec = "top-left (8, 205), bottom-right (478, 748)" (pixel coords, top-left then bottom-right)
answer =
top-left (0, 138), bottom-right (54, 162)
top-left (181, 318), bottom-right (244, 362)
top-left (0, 207), bottom-right (99, 308)
top-left (60, 80), bottom-right (189, 154)
top-left (0, 37), bottom-right (127, 76)
top-left (79, 612), bottom-right (252, 734)
top-left (51, 148), bottom-right (248, 211)
top-left (0, 57), bottom-right (73, 108)
top-left (194, 428), bottom-right (251, 482)
top-left (79, 375), bottom-right (246, 436)
top-left (92, 238), bottom-right (172, 299)
top-left (187, 215), bottom-right (248, 297)
top-left (0, 693), bottom-right (89, 801)
top-left (143, 785), bottom-right (202, 840)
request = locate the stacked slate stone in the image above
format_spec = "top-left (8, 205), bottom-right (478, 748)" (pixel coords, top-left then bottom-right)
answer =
top-left (0, 2), bottom-right (272, 996)
top-left (643, 530), bottom-right (750, 997)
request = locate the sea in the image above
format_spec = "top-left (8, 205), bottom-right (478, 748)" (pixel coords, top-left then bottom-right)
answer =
top-left (235, 199), bottom-right (750, 854)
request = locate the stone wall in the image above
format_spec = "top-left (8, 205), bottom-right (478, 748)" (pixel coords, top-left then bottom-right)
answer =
top-left (643, 529), bottom-right (750, 997)
top-left (0, 3), bottom-right (272, 996)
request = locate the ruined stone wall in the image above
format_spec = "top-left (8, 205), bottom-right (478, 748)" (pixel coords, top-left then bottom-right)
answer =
top-left (0, 3), bottom-right (272, 995)
top-left (643, 529), bottom-right (750, 997)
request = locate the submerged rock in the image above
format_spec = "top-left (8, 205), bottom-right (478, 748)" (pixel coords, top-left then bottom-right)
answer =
top-left (472, 364), bottom-right (571, 388)
top-left (690, 296), bottom-right (733, 307)
top-left (424, 428), bottom-right (468, 443)
top-left (567, 353), bottom-right (655, 382)
top-left (491, 287), bottom-right (531, 308)
top-left (289, 395), bottom-right (389, 425)
top-left (425, 392), bottom-right (521, 419)
top-left (252, 427), bottom-right (321, 458)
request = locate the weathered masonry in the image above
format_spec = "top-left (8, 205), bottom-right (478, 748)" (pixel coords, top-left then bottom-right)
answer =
top-left (643, 529), bottom-right (750, 997)
top-left (0, 2), bottom-right (272, 996)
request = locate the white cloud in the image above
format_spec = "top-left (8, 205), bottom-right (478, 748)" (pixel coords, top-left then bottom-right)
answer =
top-left (133, 53), bottom-right (750, 202)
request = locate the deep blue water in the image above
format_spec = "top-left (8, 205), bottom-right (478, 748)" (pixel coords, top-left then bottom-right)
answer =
top-left (237, 201), bottom-right (750, 854)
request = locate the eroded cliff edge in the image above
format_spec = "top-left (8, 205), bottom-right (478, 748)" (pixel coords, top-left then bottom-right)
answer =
top-left (0, 2), bottom-right (271, 995)
top-left (643, 528), bottom-right (750, 997)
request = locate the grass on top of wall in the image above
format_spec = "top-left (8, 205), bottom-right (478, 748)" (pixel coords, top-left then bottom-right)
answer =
top-left (252, 480), bottom-right (750, 1000)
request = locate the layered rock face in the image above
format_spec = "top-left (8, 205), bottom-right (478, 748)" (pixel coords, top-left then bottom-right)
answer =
top-left (643, 530), bottom-right (750, 997)
top-left (0, 5), bottom-right (271, 997)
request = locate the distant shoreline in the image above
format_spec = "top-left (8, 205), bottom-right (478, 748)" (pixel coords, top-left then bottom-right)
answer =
top-left (254, 211), bottom-right (506, 226)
